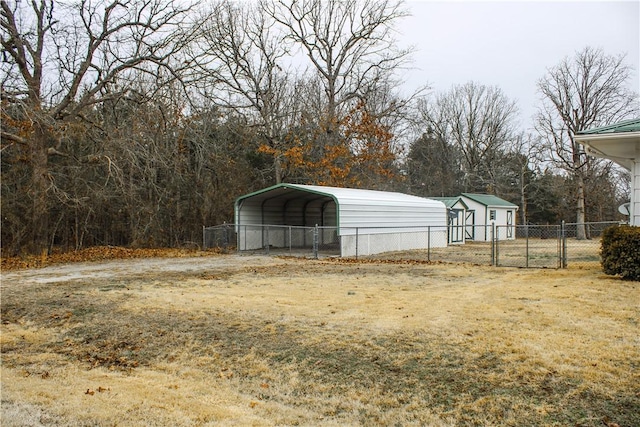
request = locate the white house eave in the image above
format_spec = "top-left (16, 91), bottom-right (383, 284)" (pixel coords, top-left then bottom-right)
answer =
top-left (574, 131), bottom-right (640, 143)
top-left (574, 131), bottom-right (640, 171)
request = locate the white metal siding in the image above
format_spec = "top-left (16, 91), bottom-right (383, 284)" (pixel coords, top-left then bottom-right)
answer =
top-left (633, 160), bottom-right (640, 226)
top-left (340, 228), bottom-right (448, 256)
top-left (236, 199), bottom-right (263, 225)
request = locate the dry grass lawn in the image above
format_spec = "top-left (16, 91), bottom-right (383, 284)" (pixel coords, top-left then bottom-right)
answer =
top-left (1, 254), bottom-right (638, 426)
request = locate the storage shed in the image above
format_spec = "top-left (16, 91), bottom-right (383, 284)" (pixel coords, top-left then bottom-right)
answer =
top-left (459, 193), bottom-right (518, 241)
top-left (235, 183), bottom-right (447, 256)
top-left (430, 196), bottom-right (469, 244)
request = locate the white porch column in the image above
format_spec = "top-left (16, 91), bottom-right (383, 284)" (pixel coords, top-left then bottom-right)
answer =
top-left (633, 159), bottom-right (640, 226)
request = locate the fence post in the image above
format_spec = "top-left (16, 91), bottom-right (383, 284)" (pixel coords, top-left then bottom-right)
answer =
top-left (496, 223), bottom-right (500, 266)
top-left (427, 225), bottom-right (431, 262)
top-left (491, 222), bottom-right (496, 266)
top-left (355, 227), bottom-right (359, 260)
top-left (202, 225), bottom-right (206, 250)
top-left (561, 220), bottom-right (567, 268)
top-left (525, 224), bottom-right (529, 268)
top-left (313, 224), bottom-right (319, 259)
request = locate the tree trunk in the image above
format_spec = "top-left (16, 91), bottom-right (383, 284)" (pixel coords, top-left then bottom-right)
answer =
top-left (274, 155), bottom-right (282, 184)
top-left (29, 128), bottom-right (50, 255)
top-left (576, 172), bottom-right (586, 240)
top-left (520, 192), bottom-right (527, 226)
top-left (520, 168), bottom-right (527, 225)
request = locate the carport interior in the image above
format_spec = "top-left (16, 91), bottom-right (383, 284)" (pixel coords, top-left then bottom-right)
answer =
top-left (236, 186), bottom-right (337, 228)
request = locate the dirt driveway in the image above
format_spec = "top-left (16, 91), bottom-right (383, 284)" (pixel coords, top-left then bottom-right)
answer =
top-left (1, 254), bottom-right (290, 285)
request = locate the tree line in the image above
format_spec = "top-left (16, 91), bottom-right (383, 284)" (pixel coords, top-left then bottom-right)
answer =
top-left (1, 0), bottom-right (638, 255)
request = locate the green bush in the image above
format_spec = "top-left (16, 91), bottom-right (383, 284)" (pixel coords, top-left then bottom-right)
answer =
top-left (601, 225), bottom-right (640, 281)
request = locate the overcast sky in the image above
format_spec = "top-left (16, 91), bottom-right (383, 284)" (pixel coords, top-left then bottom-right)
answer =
top-left (397, 0), bottom-right (640, 129)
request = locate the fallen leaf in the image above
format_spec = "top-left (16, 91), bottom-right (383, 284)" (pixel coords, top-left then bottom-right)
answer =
top-left (1, 246), bottom-right (220, 271)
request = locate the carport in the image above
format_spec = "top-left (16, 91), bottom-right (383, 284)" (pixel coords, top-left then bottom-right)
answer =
top-left (235, 184), bottom-right (447, 256)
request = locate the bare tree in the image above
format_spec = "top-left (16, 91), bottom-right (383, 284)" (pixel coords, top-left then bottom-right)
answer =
top-left (263, 0), bottom-right (412, 143)
top-left (418, 81), bottom-right (520, 193)
top-left (1, 0), bottom-right (193, 254)
top-left (501, 132), bottom-right (544, 225)
top-left (190, 0), bottom-right (301, 183)
top-left (536, 47), bottom-right (638, 238)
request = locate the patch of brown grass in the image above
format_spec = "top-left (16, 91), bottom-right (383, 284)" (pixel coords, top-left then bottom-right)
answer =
top-left (1, 257), bottom-right (638, 426)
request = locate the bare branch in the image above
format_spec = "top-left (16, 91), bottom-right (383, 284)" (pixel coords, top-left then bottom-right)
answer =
top-left (263, 0), bottom-right (411, 122)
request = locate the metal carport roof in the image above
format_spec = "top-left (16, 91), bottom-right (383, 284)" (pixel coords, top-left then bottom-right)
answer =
top-left (235, 183), bottom-right (447, 230)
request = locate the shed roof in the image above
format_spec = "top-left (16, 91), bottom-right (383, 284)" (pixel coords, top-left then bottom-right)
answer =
top-left (460, 193), bottom-right (518, 208)
top-left (430, 196), bottom-right (469, 210)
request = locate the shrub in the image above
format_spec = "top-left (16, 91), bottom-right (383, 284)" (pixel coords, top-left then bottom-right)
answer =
top-left (601, 225), bottom-right (640, 281)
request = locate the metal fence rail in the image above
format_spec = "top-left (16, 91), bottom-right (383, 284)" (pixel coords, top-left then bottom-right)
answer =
top-left (203, 222), bottom-right (621, 268)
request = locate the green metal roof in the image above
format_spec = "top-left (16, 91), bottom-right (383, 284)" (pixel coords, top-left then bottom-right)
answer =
top-left (460, 193), bottom-right (518, 208)
top-left (576, 118), bottom-right (640, 135)
top-left (430, 196), bottom-right (469, 210)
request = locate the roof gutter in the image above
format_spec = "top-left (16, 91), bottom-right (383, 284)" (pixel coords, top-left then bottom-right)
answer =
top-left (574, 131), bottom-right (640, 142)
top-left (574, 131), bottom-right (640, 171)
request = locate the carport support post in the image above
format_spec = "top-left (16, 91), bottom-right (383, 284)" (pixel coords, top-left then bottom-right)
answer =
top-left (265, 226), bottom-right (270, 255)
top-left (313, 224), bottom-right (319, 259)
top-left (202, 225), bottom-right (206, 250)
top-left (288, 226), bottom-right (292, 255)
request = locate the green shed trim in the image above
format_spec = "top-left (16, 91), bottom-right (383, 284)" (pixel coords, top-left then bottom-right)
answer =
top-left (430, 196), bottom-right (469, 210)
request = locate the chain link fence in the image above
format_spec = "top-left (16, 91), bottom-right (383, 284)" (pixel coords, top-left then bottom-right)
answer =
top-left (560, 221), bottom-right (620, 267)
top-left (494, 224), bottom-right (562, 268)
top-left (203, 224), bottom-right (340, 257)
top-left (203, 222), bottom-right (621, 268)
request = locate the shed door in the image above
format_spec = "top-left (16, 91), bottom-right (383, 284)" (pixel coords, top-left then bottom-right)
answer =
top-left (465, 210), bottom-right (475, 240)
top-left (506, 210), bottom-right (514, 238)
top-left (448, 209), bottom-right (464, 243)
